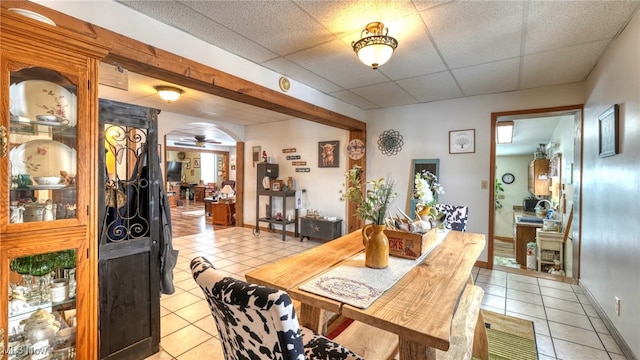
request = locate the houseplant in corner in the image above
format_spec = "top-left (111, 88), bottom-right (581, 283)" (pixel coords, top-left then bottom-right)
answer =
top-left (339, 165), bottom-right (397, 269)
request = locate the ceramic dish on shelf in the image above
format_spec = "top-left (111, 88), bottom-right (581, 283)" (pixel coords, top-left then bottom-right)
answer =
top-left (9, 139), bottom-right (77, 178)
top-left (7, 8), bottom-right (56, 26)
top-left (10, 80), bottom-right (77, 126)
top-left (28, 184), bottom-right (68, 190)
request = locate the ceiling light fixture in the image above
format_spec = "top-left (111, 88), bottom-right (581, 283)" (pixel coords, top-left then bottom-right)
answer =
top-left (155, 86), bottom-right (183, 102)
top-left (496, 121), bottom-right (514, 144)
top-left (352, 22), bottom-right (398, 70)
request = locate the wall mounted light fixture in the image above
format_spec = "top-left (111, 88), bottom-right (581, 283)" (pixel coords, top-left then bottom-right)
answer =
top-left (352, 22), bottom-right (398, 70)
top-left (155, 86), bottom-right (183, 102)
top-left (496, 121), bottom-right (514, 144)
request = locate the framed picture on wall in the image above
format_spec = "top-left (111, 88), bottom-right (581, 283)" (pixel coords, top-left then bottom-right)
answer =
top-left (449, 129), bottom-right (475, 154)
top-left (193, 158), bottom-right (201, 168)
top-left (318, 141), bottom-right (339, 168)
top-left (598, 104), bottom-right (619, 158)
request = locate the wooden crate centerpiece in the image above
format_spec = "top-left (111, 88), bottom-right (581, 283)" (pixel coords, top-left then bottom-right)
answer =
top-left (384, 228), bottom-right (438, 260)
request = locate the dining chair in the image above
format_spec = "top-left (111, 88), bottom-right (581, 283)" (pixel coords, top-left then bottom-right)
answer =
top-left (190, 256), bottom-right (364, 360)
top-left (434, 204), bottom-right (469, 231)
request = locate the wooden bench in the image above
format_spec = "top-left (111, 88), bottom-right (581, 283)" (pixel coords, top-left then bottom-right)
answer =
top-left (332, 318), bottom-right (399, 360)
top-left (437, 283), bottom-right (488, 360)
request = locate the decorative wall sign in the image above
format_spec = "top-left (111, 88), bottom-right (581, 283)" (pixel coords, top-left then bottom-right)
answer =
top-left (286, 155), bottom-right (301, 160)
top-left (378, 129), bottom-right (403, 156)
top-left (598, 104), bottom-right (619, 158)
top-left (292, 161), bottom-right (306, 166)
top-left (296, 168), bottom-right (310, 172)
top-left (318, 141), bottom-right (339, 168)
top-left (449, 129), bottom-right (475, 154)
top-left (282, 148), bottom-right (296, 153)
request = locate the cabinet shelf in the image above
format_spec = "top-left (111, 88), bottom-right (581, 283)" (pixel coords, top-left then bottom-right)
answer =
top-left (255, 164), bottom-right (299, 241)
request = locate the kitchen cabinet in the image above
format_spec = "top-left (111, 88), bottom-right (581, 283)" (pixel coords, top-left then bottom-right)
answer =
top-left (528, 159), bottom-right (550, 196)
top-left (1, 8), bottom-right (109, 358)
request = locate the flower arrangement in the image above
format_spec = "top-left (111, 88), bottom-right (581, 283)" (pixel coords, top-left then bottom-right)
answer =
top-left (414, 170), bottom-right (444, 210)
top-left (339, 165), bottom-right (397, 225)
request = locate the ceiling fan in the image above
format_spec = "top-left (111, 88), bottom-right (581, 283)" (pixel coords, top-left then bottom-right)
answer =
top-left (174, 135), bottom-right (221, 147)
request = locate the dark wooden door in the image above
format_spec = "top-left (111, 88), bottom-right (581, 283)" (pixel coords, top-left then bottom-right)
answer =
top-left (98, 99), bottom-right (160, 359)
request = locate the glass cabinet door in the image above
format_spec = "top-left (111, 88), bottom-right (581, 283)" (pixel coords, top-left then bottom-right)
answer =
top-left (7, 249), bottom-right (78, 359)
top-left (7, 67), bottom-right (78, 226)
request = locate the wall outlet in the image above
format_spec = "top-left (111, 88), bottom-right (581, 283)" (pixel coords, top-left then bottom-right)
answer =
top-left (615, 296), bottom-right (621, 316)
top-left (481, 180), bottom-right (488, 189)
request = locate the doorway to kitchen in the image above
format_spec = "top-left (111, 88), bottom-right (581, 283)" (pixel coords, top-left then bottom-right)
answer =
top-left (489, 105), bottom-right (583, 283)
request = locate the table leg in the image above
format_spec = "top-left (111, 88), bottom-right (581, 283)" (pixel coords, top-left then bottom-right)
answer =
top-left (399, 338), bottom-right (436, 360)
top-left (299, 303), bottom-right (323, 334)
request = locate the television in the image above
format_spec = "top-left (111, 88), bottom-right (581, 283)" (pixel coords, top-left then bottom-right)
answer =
top-left (166, 161), bottom-right (182, 182)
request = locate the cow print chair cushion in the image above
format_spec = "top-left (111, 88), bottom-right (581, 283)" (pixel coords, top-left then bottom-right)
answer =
top-left (434, 204), bottom-right (469, 232)
top-left (190, 256), bottom-right (364, 360)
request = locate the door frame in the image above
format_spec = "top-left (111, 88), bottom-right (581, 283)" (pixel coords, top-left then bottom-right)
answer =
top-left (488, 104), bottom-right (583, 282)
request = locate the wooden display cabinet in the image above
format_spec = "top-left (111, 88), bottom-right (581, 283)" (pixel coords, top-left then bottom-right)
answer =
top-left (1, 7), bottom-right (109, 358)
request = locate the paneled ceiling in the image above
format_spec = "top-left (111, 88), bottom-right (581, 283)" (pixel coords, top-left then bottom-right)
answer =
top-left (101, 1), bottom-right (638, 151)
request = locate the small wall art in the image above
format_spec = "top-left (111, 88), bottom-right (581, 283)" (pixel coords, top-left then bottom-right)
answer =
top-left (193, 158), bottom-right (201, 168)
top-left (449, 129), bottom-right (475, 154)
top-left (598, 104), bottom-right (619, 158)
top-left (318, 141), bottom-right (339, 168)
top-left (252, 146), bottom-right (261, 167)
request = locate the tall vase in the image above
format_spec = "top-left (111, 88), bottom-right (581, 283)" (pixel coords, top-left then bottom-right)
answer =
top-left (361, 224), bottom-right (389, 269)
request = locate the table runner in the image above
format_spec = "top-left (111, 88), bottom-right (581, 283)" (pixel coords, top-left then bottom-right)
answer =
top-left (299, 229), bottom-right (450, 309)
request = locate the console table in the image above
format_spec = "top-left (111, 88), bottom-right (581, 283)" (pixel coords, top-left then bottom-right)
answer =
top-left (255, 189), bottom-right (299, 241)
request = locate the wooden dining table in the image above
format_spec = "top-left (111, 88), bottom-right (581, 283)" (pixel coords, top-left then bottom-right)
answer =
top-left (245, 228), bottom-right (486, 360)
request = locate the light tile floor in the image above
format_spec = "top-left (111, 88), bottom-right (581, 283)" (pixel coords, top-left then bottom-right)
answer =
top-left (145, 228), bottom-right (628, 360)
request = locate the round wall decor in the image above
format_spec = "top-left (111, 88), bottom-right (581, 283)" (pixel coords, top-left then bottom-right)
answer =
top-left (278, 77), bottom-right (290, 92)
top-left (502, 173), bottom-right (515, 184)
top-left (347, 139), bottom-right (365, 160)
top-left (377, 129), bottom-right (403, 156)
top-left (177, 151), bottom-right (186, 160)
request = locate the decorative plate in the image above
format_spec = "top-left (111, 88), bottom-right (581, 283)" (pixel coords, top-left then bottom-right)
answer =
top-left (9, 139), bottom-right (77, 177)
top-left (377, 129), bottom-right (404, 156)
top-left (278, 77), bottom-right (290, 92)
top-left (7, 8), bottom-right (56, 26)
top-left (347, 139), bottom-right (365, 160)
top-left (10, 80), bottom-right (77, 126)
top-left (28, 184), bottom-right (68, 190)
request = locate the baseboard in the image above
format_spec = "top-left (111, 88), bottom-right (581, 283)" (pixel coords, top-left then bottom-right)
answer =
top-left (580, 279), bottom-right (637, 360)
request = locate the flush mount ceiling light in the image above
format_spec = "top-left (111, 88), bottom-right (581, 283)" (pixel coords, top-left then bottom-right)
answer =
top-left (496, 121), bottom-right (514, 144)
top-left (155, 86), bottom-right (183, 102)
top-left (352, 22), bottom-right (398, 70)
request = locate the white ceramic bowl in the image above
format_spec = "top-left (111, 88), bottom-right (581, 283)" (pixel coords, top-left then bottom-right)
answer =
top-left (10, 80), bottom-right (77, 126)
top-left (33, 176), bottom-right (61, 185)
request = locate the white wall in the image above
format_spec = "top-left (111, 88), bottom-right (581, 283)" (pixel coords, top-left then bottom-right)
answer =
top-left (244, 120), bottom-right (349, 234)
top-left (495, 155), bottom-right (532, 237)
top-left (582, 11), bottom-right (640, 359)
top-left (366, 83), bottom-right (584, 262)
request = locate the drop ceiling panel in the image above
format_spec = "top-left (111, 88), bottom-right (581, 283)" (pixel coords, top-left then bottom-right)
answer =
top-left (328, 90), bottom-right (380, 110)
top-left (524, 1), bottom-right (640, 54)
top-left (521, 40), bottom-right (609, 89)
top-left (351, 82), bottom-right (417, 108)
top-left (396, 71), bottom-right (463, 103)
top-left (452, 58), bottom-right (520, 96)
top-left (183, 1), bottom-right (333, 56)
top-left (421, 1), bottom-right (524, 69)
